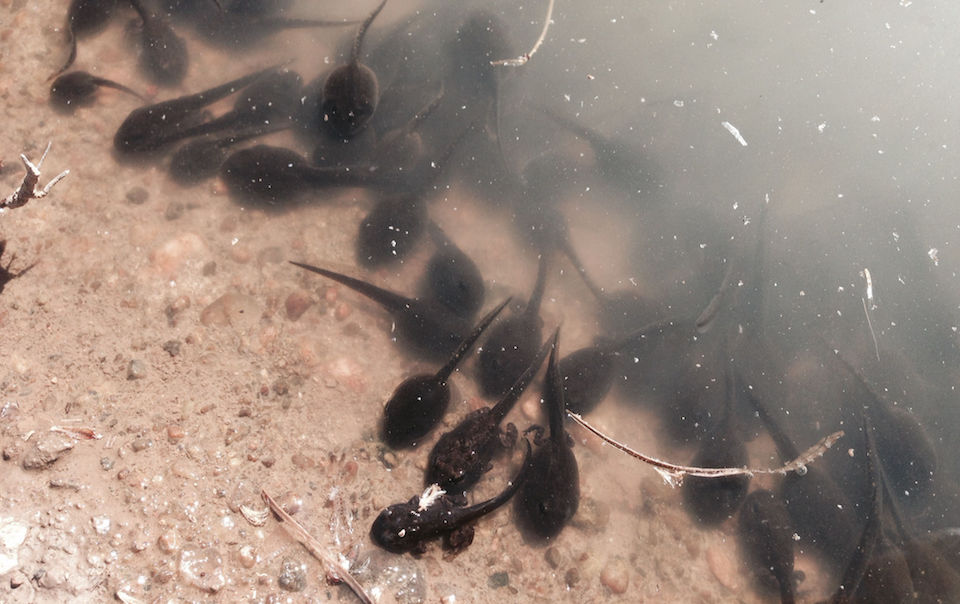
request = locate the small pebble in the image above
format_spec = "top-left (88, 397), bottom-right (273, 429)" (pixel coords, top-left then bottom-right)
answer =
top-left (131, 437), bottom-right (153, 452)
top-left (127, 359), bottom-right (147, 380)
top-left (565, 568), bottom-right (581, 588)
top-left (157, 530), bottom-right (179, 555)
top-left (200, 292), bottom-right (260, 330)
top-left (164, 201), bottom-right (185, 221)
top-left (285, 290), bottom-right (314, 321)
top-left (21, 433), bottom-right (74, 469)
top-left (100, 456), bottom-right (115, 471)
top-left (125, 186), bottom-right (149, 205)
top-left (179, 546), bottom-right (225, 593)
top-left (600, 557), bottom-right (630, 594)
top-left (545, 546), bottom-right (567, 569)
top-left (291, 453), bottom-right (315, 470)
top-left (167, 425), bottom-right (184, 442)
top-left (487, 571), bottom-right (509, 589)
top-left (162, 340), bottom-right (182, 357)
top-left (334, 301), bottom-right (352, 320)
top-left (237, 545), bottom-right (257, 569)
top-left (202, 261), bottom-right (217, 276)
top-left (277, 557), bottom-right (307, 592)
top-left (276, 492), bottom-right (303, 516)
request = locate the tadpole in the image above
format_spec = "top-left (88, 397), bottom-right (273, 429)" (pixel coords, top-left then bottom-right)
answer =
top-left (321, 0), bottom-right (388, 138)
top-left (129, 0), bottom-right (189, 86)
top-left (55, 0), bottom-right (119, 76)
top-left (380, 297), bottom-right (510, 449)
top-left (49, 70), bottom-right (144, 112)
top-left (417, 221), bottom-right (485, 320)
top-left (289, 261), bottom-right (472, 362)
top-left (513, 331), bottom-right (580, 541)
top-left (476, 252), bottom-right (549, 398)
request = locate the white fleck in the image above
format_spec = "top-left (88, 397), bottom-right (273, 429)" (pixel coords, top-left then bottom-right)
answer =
top-left (710, 30), bottom-right (718, 40)
top-left (721, 121), bottom-right (748, 146)
top-left (418, 484), bottom-right (446, 511)
top-left (93, 515), bottom-right (111, 535)
top-left (0, 518), bottom-right (28, 574)
top-left (673, 99), bottom-right (684, 108)
top-left (929, 248), bottom-right (940, 266)
top-left (818, 123), bottom-right (826, 133)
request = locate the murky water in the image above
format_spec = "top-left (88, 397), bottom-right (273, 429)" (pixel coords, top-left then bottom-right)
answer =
top-left (1, 0), bottom-right (959, 602)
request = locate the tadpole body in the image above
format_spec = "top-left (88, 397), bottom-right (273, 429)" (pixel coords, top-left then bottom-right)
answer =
top-left (321, 0), bottom-right (388, 138)
top-left (681, 368), bottom-right (750, 525)
top-left (56, 0), bottom-right (119, 76)
top-left (168, 125), bottom-right (288, 186)
top-left (476, 253), bottom-right (549, 398)
top-left (129, 0), bottom-right (189, 86)
top-left (425, 334), bottom-right (554, 493)
top-left (514, 332), bottom-right (580, 541)
top-left (418, 222), bottom-right (485, 320)
top-left (289, 262), bottom-right (472, 362)
top-left (738, 489), bottom-right (797, 604)
top-left (114, 65), bottom-right (277, 155)
top-left (380, 298), bottom-right (510, 449)
top-left (50, 71), bottom-right (143, 111)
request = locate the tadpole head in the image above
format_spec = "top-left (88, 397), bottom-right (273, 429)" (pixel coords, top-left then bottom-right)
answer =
top-left (321, 63), bottom-right (379, 138)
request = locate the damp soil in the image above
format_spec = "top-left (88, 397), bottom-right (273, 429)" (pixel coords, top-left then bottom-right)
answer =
top-left (0, 2), bottom-right (838, 603)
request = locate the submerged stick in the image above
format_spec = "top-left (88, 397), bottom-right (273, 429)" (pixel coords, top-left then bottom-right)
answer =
top-left (568, 411), bottom-right (843, 487)
top-left (2, 143), bottom-right (70, 210)
top-left (490, 0), bottom-right (555, 67)
top-left (262, 489), bottom-right (373, 604)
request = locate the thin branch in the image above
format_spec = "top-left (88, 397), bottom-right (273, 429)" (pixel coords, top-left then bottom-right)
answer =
top-left (568, 411), bottom-right (843, 487)
top-left (490, 0), bottom-right (555, 67)
top-left (1, 142), bottom-right (70, 210)
top-left (261, 489), bottom-right (373, 604)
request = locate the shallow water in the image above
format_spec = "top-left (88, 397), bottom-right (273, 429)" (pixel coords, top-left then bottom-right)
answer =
top-left (1, 1), bottom-right (959, 602)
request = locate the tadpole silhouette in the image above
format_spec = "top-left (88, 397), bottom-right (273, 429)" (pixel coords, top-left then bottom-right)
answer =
top-left (321, 0), bottom-right (388, 138)
top-left (221, 145), bottom-right (380, 206)
top-left (425, 333), bottom-right (554, 493)
top-left (738, 489), bottom-right (798, 604)
top-left (168, 125), bottom-right (289, 186)
top-left (380, 297), bottom-right (510, 449)
top-left (49, 71), bottom-right (143, 112)
top-left (680, 367), bottom-right (750, 525)
top-left (129, 0), bottom-right (189, 86)
top-left (114, 65), bottom-right (277, 155)
top-left (55, 0), bottom-right (119, 76)
top-left (371, 440), bottom-right (531, 554)
top-left (476, 252), bottom-right (549, 398)
top-left (418, 222), bottom-right (485, 320)
top-left (557, 317), bottom-right (682, 415)
top-left (513, 331), bottom-right (580, 541)
top-left (289, 261), bottom-right (472, 362)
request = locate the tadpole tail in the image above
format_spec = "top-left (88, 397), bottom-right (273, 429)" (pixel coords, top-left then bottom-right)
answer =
top-left (435, 297), bottom-right (511, 383)
top-left (827, 409), bottom-right (881, 603)
top-left (256, 17), bottom-right (362, 30)
top-left (605, 316), bottom-right (687, 354)
top-left (560, 237), bottom-right (606, 302)
top-left (542, 329), bottom-right (567, 444)
top-left (50, 25), bottom-right (78, 81)
top-left (524, 251), bottom-right (550, 320)
top-left (744, 377), bottom-right (800, 462)
top-left (351, 0), bottom-right (389, 63)
top-left (457, 439), bottom-right (533, 524)
top-left (490, 330), bottom-right (556, 423)
top-left (91, 77), bottom-right (146, 101)
top-left (289, 261), bottom-right (409, 313)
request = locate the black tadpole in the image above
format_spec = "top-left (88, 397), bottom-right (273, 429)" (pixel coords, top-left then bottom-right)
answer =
top-left (114, 65), bottom-right (278, 155)
top-left (738, 489), bottom-right (797, 604)
top-left (380, 297), bottom-right (511, 449)
top-left (514, 330), bottom-right (580, 541)
top-left (418, 222), bottom-right (485, 320)
top-left (128, 0), bottom-right (189, 86)
top-left (221, 145), bottom-right (379, 206)
top-left (289, 261), bottom-right (472, 362)
top-left (557, 317), bottom-right (683, 415)
top-left (169, 125), bottom-right (290, 186)
top-left (321, 0), bottom-right (388, 138)
top-left (424, 332), bottom-right (554, 493)
top-left (680, 367), bottom-right (750, 525)
top-left (476, 252), bottom-right (549, 397)
top-left (55, 0), bottom-right (119, 77)
top-left (49, 71), bottom-right (144, 112)
top-left (371, 440), bottom-right (532, 555)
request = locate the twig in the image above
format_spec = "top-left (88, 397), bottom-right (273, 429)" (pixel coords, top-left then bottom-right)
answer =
top-left (490, 0), bottom-right (555, 67)
top-left (261, 489), bottom-right (373, 604)
top-left (1, 143), bottom-right (70, 210)
top-left (568, 411), bottom-right (843, 487)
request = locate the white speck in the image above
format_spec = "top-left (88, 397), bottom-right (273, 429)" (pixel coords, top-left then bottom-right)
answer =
top-left (673, 99), bottom-right (684, 108)
top-left (563, 93), bottom-right (571, 102)
top-left (732, 201), bottom-right (739, 210)
top-left (721, 121), bottom-right (748, 146)
top-left (231, 237), bottom-right (239, 246)
top-left (710, 30), bottom-right (718, 40)
top-left (818, 123), bottom-right (826, 133)
top-left (93, 516), bottom-right (111, 535)
top-left (929, 248), bottom-right (940, 266)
